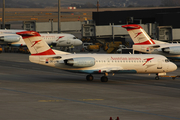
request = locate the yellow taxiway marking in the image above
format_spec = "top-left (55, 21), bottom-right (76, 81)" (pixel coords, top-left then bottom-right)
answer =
top-left (38, 100), bottom-right (65, 102)
top-left (80, 99), bottom-right (104, 101)
top-left (38, 99), bottom-right (104, 102)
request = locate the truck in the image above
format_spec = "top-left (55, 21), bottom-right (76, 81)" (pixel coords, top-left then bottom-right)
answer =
top-left (116, 45), bottom-right (134, 54)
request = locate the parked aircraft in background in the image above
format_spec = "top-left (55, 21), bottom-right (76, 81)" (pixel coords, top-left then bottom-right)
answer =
top-left (122, 24), bottom-right (180, 60)
top-left (16, 31), bottom-right (177, 81)
top-left (0, 29), bottom-right (82, 47)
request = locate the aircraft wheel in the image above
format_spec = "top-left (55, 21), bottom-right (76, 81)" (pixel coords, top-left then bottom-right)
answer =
top-left (155, 76), bottom-right (159, 80)
top-left (101, 76), bottom-right (108, 82)
top-left (86, 74), bottom-right (94, 81)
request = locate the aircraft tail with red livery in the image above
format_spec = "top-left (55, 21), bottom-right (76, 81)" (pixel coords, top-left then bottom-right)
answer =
top-left (16, 31), bottom-right (70, 56)
top-left (122, 24), bottom-right (166, 45)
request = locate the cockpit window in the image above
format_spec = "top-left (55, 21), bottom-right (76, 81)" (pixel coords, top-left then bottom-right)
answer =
top-left (165, 59), bottom-right (170, 62)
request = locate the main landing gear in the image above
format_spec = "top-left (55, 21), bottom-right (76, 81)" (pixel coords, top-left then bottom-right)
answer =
top-left (101, 73), bottom-right (108, 82)
top-left (86, 73), bottom-right (109, 82)
top-left (86, 74), bottom-right (94, 81)
top-left (101, 76), bottom-right (108, 82)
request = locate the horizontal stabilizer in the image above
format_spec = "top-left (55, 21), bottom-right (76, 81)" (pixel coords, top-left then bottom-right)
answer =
top-left (122, 24), bottom-right (143, 31)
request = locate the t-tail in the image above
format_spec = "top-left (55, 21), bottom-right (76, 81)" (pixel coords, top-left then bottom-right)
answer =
top-left (122, 24), bottom-right (156, 45)
top-left (16, 31), bottom-right (70, 55)
top-left (16, 31), bottom-right (70, 64)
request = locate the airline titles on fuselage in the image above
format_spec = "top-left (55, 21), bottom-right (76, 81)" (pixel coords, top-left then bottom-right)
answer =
top-left (45, 56), bottom-right (153, 67)
top-left (110, 57), bottom-right (141, 61)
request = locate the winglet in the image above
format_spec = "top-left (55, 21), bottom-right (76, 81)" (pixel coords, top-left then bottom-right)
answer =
top-left (17, 31), bottom-right (56, 55)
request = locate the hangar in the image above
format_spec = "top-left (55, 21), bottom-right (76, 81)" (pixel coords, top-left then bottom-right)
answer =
top-left (93, 7), bottom-right (180, 28)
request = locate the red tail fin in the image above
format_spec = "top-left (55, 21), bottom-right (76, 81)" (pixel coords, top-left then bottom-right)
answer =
top-left (122, 24), bottom-right (155, 45)
top-left (17, 31), bottom-right (56, 55)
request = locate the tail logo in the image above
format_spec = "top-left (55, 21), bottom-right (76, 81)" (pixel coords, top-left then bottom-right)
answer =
top-left (31, 40), bottom-right (42, 47)
top-left (134, 32), bottom-right (142, 38)
top-left (143, 58), bottom-right (154, 66)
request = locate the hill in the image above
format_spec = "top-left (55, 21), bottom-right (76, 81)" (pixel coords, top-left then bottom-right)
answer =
top-left (1, 0), bottom-right (179, 8)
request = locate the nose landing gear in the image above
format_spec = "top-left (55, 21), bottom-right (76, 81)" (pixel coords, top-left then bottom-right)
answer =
top-left (155, 75), bottom-right (159, 80)
top-left (155, 73), bottom-right (159, 80)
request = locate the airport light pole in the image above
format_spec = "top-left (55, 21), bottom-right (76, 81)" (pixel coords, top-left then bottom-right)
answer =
top-left (2, 0), bottom-right (5, 29)
top-left (58, 0), bottom-right (61, 33)
top-left (97, 0), bottom-right (99, 12)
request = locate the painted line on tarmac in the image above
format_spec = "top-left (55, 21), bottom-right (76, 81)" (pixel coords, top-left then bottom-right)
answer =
top-left (38, 100), bottom-right (65, 102)
top-left (38, 99), bottom-right (104, 102)
top-left (0, 87), bottom-right (180, 120)
top-left (80, 99), bottom-right (104, 101)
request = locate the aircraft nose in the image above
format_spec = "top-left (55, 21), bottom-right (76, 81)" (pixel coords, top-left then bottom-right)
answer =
top-left (170, 62), bottom-right (177, 72)
top-left (75, 39), bottom-right (82, 45)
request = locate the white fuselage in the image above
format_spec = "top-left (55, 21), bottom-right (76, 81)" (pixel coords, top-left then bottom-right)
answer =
top-left (0, 30), bottom-right (82, 47)
top-left (121, 24), bottom-right (180, 60)
top-left (40, 33), bottom-right (82, 47)
top-left (16, 30), bottom-right (177, 82)
top-left (133, 42), bottom-right (180, 59)
top-left (29, 54), bottom-right (177, 74)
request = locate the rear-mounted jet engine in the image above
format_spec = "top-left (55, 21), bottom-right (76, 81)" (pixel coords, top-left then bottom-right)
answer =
top-left (64, 57), bottom-right (95, 67)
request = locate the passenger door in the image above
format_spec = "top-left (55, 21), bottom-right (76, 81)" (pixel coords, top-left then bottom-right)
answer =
top-left (157, 59), bottom-right (162, 69)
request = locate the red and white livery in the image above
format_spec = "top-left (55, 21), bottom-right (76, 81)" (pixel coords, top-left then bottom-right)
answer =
top-left (0, 29), bottom-right (82, 47)
top-left (122, 24), bottom-right (180, 60)
top-left (16, 31), bottom-right (177, 82)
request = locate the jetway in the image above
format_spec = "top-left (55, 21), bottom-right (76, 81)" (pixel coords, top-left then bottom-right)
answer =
top-left (81, 21), bottom-right (180, 44)
top-left (1, 21), bottom-right (82, 33)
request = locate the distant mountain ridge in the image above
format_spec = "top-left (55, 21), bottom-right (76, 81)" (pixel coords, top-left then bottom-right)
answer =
top-left (1, 0), bottom-right (178, 8)
top-left (2, 0), bottom-right (97, 8)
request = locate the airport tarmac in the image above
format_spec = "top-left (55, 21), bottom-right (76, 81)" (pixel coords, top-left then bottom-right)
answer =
top-left (0, 53), bottom-right (180, 120)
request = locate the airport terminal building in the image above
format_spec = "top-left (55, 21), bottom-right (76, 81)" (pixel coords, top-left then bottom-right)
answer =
top-left (82, 7), bottom-right (180, 45)
top-left (2, 7), bottom-right (180, 46)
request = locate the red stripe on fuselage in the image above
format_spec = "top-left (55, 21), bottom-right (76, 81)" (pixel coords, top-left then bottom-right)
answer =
top-left (31, 49), bottom-right (55, 55)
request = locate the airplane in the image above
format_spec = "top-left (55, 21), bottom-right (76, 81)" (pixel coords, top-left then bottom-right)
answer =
top-left (16, 30), bottom-right (177, 82)
top-left (0, 29), bottom-right (82, 47)
top-left (122, 24), bottom-right (180, 60)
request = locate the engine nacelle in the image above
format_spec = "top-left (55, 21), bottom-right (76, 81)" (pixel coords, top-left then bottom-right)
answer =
top-left (64, 57), bottom-right (95, 67)
top-left (0, 35), bottom-right (21, 42)
top-left (162, 46), bottom-right (180, 54)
